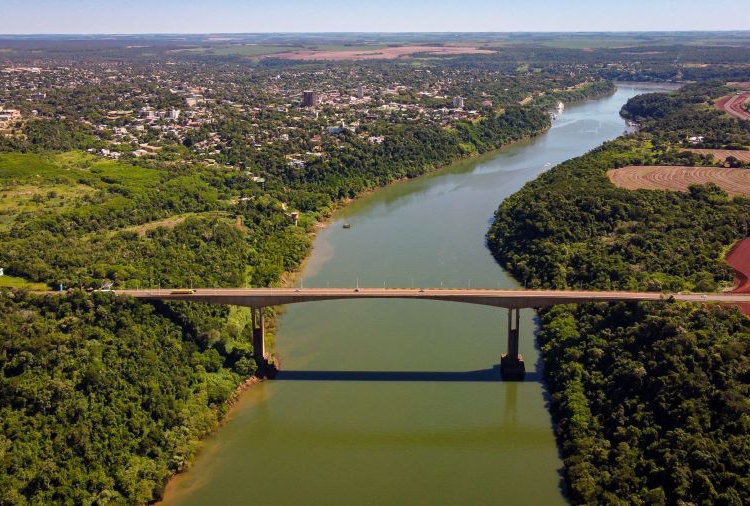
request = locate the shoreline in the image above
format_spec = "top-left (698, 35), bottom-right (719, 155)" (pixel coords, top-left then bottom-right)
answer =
top-left (278, 127), bottom-right (552, 289)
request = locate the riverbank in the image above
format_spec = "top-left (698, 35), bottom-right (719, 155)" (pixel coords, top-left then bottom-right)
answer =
top-left (487, 82), bottom-right (750, 504)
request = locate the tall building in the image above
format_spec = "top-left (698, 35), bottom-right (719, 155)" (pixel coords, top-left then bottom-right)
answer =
top-left (302, 90), bottom-right (319, 107)
top-left (453, 96), bottom-right (465, 109)
top-left (357, 85), bottom-right (365, 99)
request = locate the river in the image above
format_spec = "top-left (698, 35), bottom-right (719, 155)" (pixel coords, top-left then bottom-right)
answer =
top-left (162, 84), bottom-right (675, 505)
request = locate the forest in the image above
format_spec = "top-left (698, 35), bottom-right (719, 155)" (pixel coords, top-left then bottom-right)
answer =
top-left (0, 292), bottom-right (260, 504)
top-left (488, 82), bottom-right (750, 503)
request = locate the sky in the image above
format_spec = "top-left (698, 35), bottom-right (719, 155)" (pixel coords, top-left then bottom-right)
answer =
top-left (3, 0), bottom-right (750, 34)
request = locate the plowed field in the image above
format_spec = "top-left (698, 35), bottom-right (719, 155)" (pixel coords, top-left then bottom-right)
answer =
top-left (727, 237), bottom-right (750, 316)
top-left (716, 92), bottom-right (750, 121)
top-left (681, 149), bottom-right (750, 163)
top-left (728, 237), bottom-right (750, 293)
top-left (276, 45), bottom-right (495, 61)
top-left (607, 166), bottom-right (750, 197)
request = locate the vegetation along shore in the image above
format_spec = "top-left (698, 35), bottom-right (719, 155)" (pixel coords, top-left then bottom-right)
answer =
top-left (488, 81), bottom-right (750, 504)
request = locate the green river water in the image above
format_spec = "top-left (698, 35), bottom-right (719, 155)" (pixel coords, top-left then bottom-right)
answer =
top-left (162, 84), bottom-right (674, 505)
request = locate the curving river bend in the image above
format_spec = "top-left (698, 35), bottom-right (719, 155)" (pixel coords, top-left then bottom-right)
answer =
top-left (162, 84), bottom-right (675, 505)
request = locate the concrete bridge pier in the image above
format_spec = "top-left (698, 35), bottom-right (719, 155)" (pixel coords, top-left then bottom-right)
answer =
top-left (500, 307), bottom-right (525, 380)
top-left (251, 307), bottom-right (266, 362)
top-left (251, 307), bottom-right (278, 379)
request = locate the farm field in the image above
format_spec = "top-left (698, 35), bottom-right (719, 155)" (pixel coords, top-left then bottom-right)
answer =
top-left (275, 45), bottom-right (495, 60)
top-left (715, 91), bottom-right (750, 121)
top-left (607, 165), bottom-right (750, 197)
top-left (681, 149), bottom-right (750, 163)
top-left (726, 237), bottom-right (750, 315)
top-left (209, 45), bottom-right (303, 57)
top-left (727, 237), bottom-right (750, 293)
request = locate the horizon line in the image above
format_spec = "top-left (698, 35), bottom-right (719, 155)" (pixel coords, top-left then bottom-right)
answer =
top-left (2, 29), bottom-right (750, 37)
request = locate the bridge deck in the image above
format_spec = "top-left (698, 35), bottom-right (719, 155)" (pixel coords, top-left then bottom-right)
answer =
top-left (113, 288), bottom-right (750, 309)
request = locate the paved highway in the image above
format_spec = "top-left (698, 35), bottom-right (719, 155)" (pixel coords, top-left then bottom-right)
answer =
top-left (112, 288), bottom-right (750, 309)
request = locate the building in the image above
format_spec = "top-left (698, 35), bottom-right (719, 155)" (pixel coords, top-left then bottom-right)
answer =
top-left (302, 91), bottom-right (319, 108)
top-left (453, 96), bottom-right (465, 109)
top-left (357, 85), bottom-right (365, 99)
top-left (326, 121), bottom-right (356, 135)
top-left (185, 95), bottom-right (205, 108)
top-left (141, 107), bottom-right (156, 120)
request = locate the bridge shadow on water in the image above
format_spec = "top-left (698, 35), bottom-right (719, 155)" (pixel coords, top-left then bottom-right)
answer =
top-left (275, 364), bottom-right (543, 383)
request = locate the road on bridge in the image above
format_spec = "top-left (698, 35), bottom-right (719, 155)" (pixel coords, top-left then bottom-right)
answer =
top-left (113, 287), bottom-right (750, 309)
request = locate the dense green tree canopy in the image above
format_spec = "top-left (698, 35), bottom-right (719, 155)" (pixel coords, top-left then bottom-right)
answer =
top-left (489, 81), bottom-right (750, 504)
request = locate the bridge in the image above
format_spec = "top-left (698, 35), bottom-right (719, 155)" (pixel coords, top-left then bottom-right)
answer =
top-left (115, 288), bottom-right (750, 380)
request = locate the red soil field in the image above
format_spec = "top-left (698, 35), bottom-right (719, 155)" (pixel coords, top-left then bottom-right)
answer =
top-left (715, 92), bottom-right (750, 122)
top-left (607, 166), bottom-right (750, 198)
top-left (726, 238), bottom-right (750, 316)
top-left (681, 149), bottom-right (750, 163)
top-left (727, 238), bottom-right (750, 293)
top-left (275, 45), bottom-right (496, 61)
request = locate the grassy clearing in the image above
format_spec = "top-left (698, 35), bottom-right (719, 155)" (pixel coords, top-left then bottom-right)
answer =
top-left (0, 275), bottom-right (49, 290)
top-left (0, 152), bottom-right (63, 182)
top-left (105, 211), bottom-right (239, 242)
top-left (0, 151), bottom-right (162, 188)
top-left (302, 44), bottom-right (390, 52)
top-left (541, 37), bottom-right (651, 49)
top-left (0, 183), bottom-right (96, 231)
top-left (118, 212), bottom-right (204, 236)
top-left (166, 47), bottom-right (211, 54)
top-left (209, 45), bottom-right (302, 57)
top-left (89, 158), bottom-right (162, 186)
top-left (0, 151), bottom-right (167, 233)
